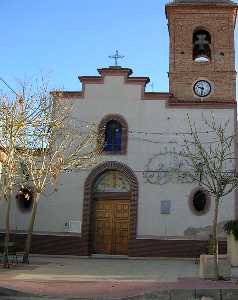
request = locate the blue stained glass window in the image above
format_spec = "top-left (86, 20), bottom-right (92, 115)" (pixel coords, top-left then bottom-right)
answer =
top-left (104, 120), bottom-right (122, 152)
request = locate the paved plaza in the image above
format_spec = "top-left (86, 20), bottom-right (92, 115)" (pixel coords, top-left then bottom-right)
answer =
top-left (0, 256), bottom-right (238, 299)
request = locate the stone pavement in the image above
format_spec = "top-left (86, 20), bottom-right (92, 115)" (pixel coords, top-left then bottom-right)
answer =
top-left (0, 256), bottom-right (237, 299)
top-left (0, 256), bottom-right (198, 282)
top-left (1, 288), bottom-right (238, 300)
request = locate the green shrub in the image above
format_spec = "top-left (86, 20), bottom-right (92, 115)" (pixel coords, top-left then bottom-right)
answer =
top-left (224, 220), bottom-right (238, 240)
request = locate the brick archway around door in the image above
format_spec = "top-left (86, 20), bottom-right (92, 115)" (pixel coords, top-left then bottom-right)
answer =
top-left (82, 161), bottom-right (139, 256)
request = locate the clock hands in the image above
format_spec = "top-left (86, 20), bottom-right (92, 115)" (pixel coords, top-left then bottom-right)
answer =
top-left (193, 80), bottom-right (211, 97)
top-left (196, 85), bottom-right (204, 96)
top-left (199, 86), bottom-right (204, 96)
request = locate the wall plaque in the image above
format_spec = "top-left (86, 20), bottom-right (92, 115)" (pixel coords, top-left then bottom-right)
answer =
top-left (161, 200), bottom-right (171, 214)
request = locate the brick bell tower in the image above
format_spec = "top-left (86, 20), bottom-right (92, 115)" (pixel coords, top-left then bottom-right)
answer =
top-left (165, 0), bottom-right (237, 103)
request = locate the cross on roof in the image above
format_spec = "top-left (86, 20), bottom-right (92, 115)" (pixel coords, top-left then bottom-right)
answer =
top-left (194, 34), bottom-right (209, 51)
top-left (109, 50), bottom-right (125, 67)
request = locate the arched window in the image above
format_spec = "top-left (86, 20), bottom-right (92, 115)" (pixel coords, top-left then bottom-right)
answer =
top-left (105, 120), bottom-right (122, 152)
top-left (99, 114), bottom-right (128, 155)
top-left (193, 29), bottom-right (211, 62)
top-left (93, 170), bottom-right (131, 193)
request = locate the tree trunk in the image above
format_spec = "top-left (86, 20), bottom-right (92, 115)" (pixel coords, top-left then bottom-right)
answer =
top-left (213, 196), bottom-right (220, 279)
top-left (22, 193), bottom-right (39, 264)
top-left (3, 193), bottom-right (11, 268)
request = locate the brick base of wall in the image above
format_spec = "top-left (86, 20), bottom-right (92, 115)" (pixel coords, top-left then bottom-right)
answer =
top-left (0, 233), bottom-right (227, 258)
top-left (0, 233), bottom-right (87, 256)
top-left (129, 239), bottom-right (226, 258)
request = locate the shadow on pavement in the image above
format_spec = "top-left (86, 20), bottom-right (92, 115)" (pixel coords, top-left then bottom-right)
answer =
top-left (0, 286), bottom-right (38, 297)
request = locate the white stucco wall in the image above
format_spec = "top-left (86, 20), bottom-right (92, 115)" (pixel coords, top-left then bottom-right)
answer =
top-left (0, 74), bottom-right (236, 239)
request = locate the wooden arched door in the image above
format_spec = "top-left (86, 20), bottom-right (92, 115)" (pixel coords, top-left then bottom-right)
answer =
top-left (92, 171), bottom-right (131, 255)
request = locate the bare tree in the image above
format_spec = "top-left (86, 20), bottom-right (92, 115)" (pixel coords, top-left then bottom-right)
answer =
top-left (182, 115), bottom-right (238, 279)
top-left (0, 78), bottom-right (102, 267)
top-left (0, 94), bottom-right (36, 268)
top-left (19, 89), bottom-right (102, 264)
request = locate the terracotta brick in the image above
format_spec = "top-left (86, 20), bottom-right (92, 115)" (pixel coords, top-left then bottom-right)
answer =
top-left (166, 3), bottom-right (237, 102)
top-left (0, 233), bottom-right (227, 257)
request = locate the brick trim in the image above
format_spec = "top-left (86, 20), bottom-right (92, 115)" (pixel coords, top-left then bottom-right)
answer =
top-left (51, 91), bottom-right (84, 99)
top-left (0, 233), bottom-right (227, 258)
top-left (82, 161), bottom-right (139, 255)
top-left (129, 239), bottom-right (226, 258)
top-left (143, 92), bottom-right (171, 100)
top-left (52, 67), bottom-right (236, 108)
top-left (79, 68), bottom-right (149, 86)
top-left (167, 98), bottom-right (236, 109)
top-left (166, 3), bottom-right (238, 20)
top-left (0, 233), bottom-right (227, 257)
top-left (99, 114), bottom-right (128, 155)
top-left (98, 68), bottom-right (133, 77)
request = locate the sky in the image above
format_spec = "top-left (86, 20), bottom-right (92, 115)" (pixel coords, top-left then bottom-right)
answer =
top-left (0, 0), bottom-right (237, 94)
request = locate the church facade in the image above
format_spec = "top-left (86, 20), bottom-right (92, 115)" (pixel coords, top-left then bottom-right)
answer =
top-left (1, 0), bottom-right (237, 257)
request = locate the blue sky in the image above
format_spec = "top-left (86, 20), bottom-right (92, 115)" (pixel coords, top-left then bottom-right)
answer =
top-left (0, 0), bottom-right (237, 94)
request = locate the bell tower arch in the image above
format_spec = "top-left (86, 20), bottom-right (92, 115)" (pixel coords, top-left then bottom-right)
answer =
top-left (166, 0), bottom-right (237, 102)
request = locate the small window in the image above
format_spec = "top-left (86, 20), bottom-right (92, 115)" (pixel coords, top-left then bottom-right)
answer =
top-left (16, 186), bottom-right (35, 213)
top-left (99, 114), bottom-right (128, 155)
top-left (104, 120), bottom-right (122, 152)
top-left (93, 170), bottom-right (131, 193)
top-left (189, 187), bottom-right (211, 216)
top-left (193, 29), bottom-right (211, 62)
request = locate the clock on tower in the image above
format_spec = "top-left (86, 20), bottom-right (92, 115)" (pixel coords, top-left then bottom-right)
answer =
top-left (165, 0), bottom-right (237, 103)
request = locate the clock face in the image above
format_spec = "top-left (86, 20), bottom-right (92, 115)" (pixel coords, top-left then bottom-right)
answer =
top-left (193, 80), bottom-right (212, 97)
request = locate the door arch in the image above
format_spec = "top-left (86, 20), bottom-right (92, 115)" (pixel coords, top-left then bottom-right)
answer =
top-left (82, 161), bottom-right (138, 256)
top-left (93, 170), bottom-right (131, 254)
